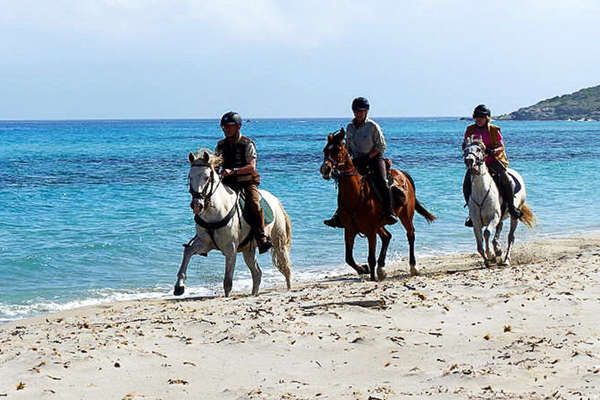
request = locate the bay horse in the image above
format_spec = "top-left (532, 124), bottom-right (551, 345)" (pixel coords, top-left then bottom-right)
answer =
top-left (320, 129), bottom-right (436, 280)
top-left (463, 137), bottom-right (535, 266)
top-left (174, 151), bottom-right (292, 297)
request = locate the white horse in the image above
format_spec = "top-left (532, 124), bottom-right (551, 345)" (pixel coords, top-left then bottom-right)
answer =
top-left (174, 151), bottom-right (292, 297)
top-left (463, 138), bottom-right (536, 266)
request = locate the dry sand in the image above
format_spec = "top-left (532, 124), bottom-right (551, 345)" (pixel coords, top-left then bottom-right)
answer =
top-left (1, 234), bottom-right (600, 399)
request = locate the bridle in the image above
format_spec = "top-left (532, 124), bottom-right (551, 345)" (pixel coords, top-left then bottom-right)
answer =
top-left (463, 144), bottom-right (486, 176)
top-left (189, 163), bottom-right (222, 210)
top-left (323, 145), bottom-right (357, 180)
top-left (188, 162), bottom-right (243, 252)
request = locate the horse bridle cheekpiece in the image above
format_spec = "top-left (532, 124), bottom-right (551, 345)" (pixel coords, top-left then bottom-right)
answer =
top-left (189, 163), bottom-right (220, 210)
top-left (324, 132), bottom-right (356, 180)
top-left (464, 141), bottom-right (486, 174)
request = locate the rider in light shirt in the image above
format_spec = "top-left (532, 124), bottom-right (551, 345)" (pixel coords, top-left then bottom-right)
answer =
top-left (324, 97), bottom-right (398, 228)
top-left (462, 104), bottom-right (522, 227)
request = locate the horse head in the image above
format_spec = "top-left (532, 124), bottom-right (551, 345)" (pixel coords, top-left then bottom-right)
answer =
top-left (320, 128), bottom-right (354, 180)
top-left (187, 150), bottom-right (223, 214)
top-left (463, 138), bottom-right (487, 175)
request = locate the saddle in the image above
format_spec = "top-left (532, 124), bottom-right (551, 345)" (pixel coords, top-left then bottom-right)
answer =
top-left (488, 169), bottom-right (522, 215)
top-left (488, 169), bottom-right (522, 195)
top-left (361, 158), bottom-right (408, 207)
top-left (238, 191), bottom-right (275, 226)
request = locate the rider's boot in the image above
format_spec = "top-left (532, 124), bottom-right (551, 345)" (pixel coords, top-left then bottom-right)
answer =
top-left (324, 210), bottom-right (344, 228)
top-left (255, 209), bottom-right (273, 254)
top-left (463, 170), bottom-right (473, 227)
top-left (381, 186), bottom-right (398, 225)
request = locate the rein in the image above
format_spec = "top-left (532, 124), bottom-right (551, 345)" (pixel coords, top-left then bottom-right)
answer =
top-left (325, 153), bottom-right (358, 181)
top-left (464, 143), bottom-right (497, 225)
top-left (189, 163), bottom-right (238, 251)
top-left (324, 148), bottom-right (365, 234)
top-left (189, 164), bottom-right (222, 210)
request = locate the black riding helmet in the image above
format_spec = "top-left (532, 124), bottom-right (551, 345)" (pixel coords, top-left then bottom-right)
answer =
top-left (473, 104), bottom-right (491, 118)
top-left (220, 111), bottom-right (242, 126)
top-left (351, 97), bottom-right (370, 112)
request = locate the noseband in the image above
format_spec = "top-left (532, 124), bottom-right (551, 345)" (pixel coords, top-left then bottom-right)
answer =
top-left (189, 164), bottom-right (221, 210)
top-left (324, 148), bottom-right (357, 180)
top-left (464, 145), bottom-right (486, 175)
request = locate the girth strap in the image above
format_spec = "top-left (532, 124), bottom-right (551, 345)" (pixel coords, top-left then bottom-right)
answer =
top-left (194, 203), bottom-right (238, 251)
top-left (194, 203), bottom-right (237, 230)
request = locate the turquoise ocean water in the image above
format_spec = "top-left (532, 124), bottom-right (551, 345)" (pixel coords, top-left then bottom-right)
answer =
top-left (1, 118), bottom-right (600, 323)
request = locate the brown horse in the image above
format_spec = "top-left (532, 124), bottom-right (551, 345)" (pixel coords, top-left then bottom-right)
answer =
top-left (320, 128), bottom-right (436, 280)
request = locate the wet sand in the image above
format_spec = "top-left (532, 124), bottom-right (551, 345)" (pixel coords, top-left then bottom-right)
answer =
top-left (1, 234), bottom-right (600, 399)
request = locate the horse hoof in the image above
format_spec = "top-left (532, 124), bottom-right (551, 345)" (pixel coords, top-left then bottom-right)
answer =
top-left (377, 268), bottom-right (387, 281)
top-left (359, 264), bottom-right (370, 275)
top-left (173, 285), bottom-right (185, 296)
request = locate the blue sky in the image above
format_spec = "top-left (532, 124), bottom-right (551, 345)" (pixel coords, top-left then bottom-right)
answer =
top-left (1, 0), bottom-right (599, 119)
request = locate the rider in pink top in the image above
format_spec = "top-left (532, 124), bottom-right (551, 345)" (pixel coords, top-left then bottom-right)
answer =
top-left (467, 125), bottom-right (504, 166)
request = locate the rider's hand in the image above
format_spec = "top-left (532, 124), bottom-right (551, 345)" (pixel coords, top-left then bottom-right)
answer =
top-left (485, 148), bottom-right (496, 156)
top-left (221, 168), bottom-right (233, 177)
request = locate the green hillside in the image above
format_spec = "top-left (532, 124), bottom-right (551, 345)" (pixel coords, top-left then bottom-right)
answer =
top-left (497, 85), bottom-right (600, 121)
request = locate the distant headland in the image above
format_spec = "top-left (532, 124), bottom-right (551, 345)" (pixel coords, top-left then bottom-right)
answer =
top-left (495, 85), bottom-right (600, 121)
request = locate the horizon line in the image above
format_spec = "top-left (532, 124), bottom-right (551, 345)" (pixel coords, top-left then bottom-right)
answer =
top-left (0, 116), bottom-right (465, 123)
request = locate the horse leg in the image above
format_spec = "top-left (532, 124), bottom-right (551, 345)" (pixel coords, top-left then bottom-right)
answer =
top-left (483, 225), bottom-right (495, 264)
top-left (223, 250), bottom-right (237, 297)
top-left (344, 229), bottom-right (368, 275)
top-left (376, 227), bottom-right (392, 281)
top-left (472, 223), bottom-right (488, 266)
top-left (242, 248), bottom-right (262, 296)
top-left (493, 220), bottom-right (504, 262)
top-left (399, 209), bottom-right (418, 276)
top-left (367, 233), bottom-right (377, 281)
top-left (174, 235), bottom-right (208, 296)
top-left (503, 216), bottom-right (519, 266)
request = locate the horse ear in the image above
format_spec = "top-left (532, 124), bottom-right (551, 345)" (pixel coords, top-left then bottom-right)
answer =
top-left (335, 128), bottom-right (345, 141)
top-left (327, 134), bottom-right (333, 143)
top-left (203, 152), bottom-right (210, 162)
top-left (188, 152), bottom-right (196, 164)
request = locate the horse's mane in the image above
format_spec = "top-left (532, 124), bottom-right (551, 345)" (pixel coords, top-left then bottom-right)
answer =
top-left (190, 149), bottom-right (223, 168)
top-left (468, 138), bottom-right (486, 150)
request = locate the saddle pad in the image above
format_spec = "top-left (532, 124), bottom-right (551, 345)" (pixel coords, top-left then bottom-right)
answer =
top-left (507, 171), bottom-right (522, 194)
top-left (239, 193), bottom-right (275, 226)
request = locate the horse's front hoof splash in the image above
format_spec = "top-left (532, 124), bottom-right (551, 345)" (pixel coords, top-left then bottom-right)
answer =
top-left (173, 284), bottom-right (185, 296)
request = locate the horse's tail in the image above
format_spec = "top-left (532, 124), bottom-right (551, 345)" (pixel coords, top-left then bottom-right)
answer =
top-left (519, 202), bottom-right (536, 229)
top-left (271, 200), bottom-right (292, 289)
top-left (415, 201), bottom-right (437, 223)
top-left (401, 170), bottom-right (437, 224)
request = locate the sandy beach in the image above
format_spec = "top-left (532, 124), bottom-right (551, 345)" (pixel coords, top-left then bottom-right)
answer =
top-left (1, 234), bottom-right (599, 399)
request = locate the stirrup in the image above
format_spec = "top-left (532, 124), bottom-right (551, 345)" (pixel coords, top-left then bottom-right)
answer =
top-left (383, 213), bottom-right (398, 225)
top-left (257, 235), bottom-right (273, 254)
top-left (323, 214), bottom-right (343, 228)
top-left (464, 217), bottom-right (473, 227)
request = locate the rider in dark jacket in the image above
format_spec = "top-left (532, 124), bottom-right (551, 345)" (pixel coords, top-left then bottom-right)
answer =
top-left (214, 111), bottom-right (272, 253)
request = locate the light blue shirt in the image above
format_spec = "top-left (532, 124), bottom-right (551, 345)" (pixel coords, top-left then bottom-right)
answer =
top-left (345, 118), bottom-right (386, 158)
